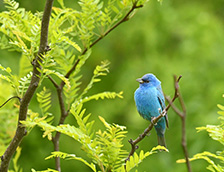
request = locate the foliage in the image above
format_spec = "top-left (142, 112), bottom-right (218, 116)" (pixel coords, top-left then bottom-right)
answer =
top-left (0, 79), bottom-right (19, 156)
top-left (8, 147), bottom-right (23, 172)
top-left (177, 94), bottom-right (224, 171)
top-left (0, 0), bottom-right (155, 171)
top-left (23, 103), bottom-right (163, 172)
top-left (36, 87), bottom-right (52, 117)
top-left (0, 0), bottom-right (223, 171)
top-left (31, 168), bottom-right (59, 172)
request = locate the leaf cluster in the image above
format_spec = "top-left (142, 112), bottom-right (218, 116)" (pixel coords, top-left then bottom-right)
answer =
top-left (23, 103), bottom-right (160, 172)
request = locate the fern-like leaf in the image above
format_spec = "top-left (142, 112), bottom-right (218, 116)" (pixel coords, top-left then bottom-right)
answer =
top-left (37, 87), bottom-right (52, 116)
top-left (3, 0), bottom-right (19, 10)
top-left (70, 103), bottom-right (94, 138)
top-left (44, 69), bottom-right (71, 90)
top-left (177, 151), bottom-right (224, 172)
top-left (1, 0), bottom-right (41, 58)
top-left (18, 71), bottom-right (32, 97)
top-left (31, 168), bottom-right (59, 172)
top-left (81, 91), bottom-right (123, 104)
top-left (77, 0), bottom-right (104, 47)
top-left (0, 64), bottom-right (19, 95)
top-left (118, 145), bottom-right (166, 172)
top-left (79, 60), bottom-right (110, 99)
top-left (45, 151), bottom-right (96, 172)
top-left (64, 75), bottom-right (82, 106)
top-left (96, 116), bottom-right (128, 171)
top-left (7, 147), bottom-right (23, 172)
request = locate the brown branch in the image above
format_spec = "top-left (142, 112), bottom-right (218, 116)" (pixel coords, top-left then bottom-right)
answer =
top-left (165, 77), bottom-right (192, 172)
top-left (0, 1), bottom-right (54, 172)
top-left (47, 76), bottom-right (67, 172)
top-left (125, 75), bottom-right (182, 162)
top-left (51, 85), bottom-right (68, 172)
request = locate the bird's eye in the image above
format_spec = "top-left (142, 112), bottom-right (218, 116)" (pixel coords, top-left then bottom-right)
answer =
top-left (142, 79), bottom-right (149, 83)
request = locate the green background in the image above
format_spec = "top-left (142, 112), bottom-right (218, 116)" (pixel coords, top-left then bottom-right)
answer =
top-left (0, 0), bottom-right (224, 171)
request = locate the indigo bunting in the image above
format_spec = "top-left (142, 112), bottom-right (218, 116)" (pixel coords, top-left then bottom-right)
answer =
top-left (134, 73), bottom-right (168, 147)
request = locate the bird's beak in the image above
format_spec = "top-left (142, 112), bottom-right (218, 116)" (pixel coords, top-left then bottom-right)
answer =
top-left (136, 78), bottom-right (144, 84)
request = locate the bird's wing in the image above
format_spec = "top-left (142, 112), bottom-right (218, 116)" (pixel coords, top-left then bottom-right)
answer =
top-left (157, 85), bottom-right (169, 128)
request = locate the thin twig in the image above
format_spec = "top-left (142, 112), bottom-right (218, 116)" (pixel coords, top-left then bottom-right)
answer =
top-left (47, 75), bottom-right (59, 89)
top-left (0, 96), bottom-right (21, 108)
top-left (125, 75), bottom-right (182, 162)
top-left (51, 85), bottom-right (68, 172)
top-left (165, 78), bottom-right (192, 172)
top-left (0, 1), bottom-right (54, 172)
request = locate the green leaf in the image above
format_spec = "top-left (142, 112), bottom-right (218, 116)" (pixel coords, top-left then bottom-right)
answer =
top-left (78, 60), bottom-right (111, 99)
top-left (19, 54), bottom-right (33, 77)
top-left (0, 64), bottom-right (19, 94)
top-left (177, 151), bottom-right (224, 171)
top-left (31, 168), bottom-right (59, 172)
top-left (36, 87), bottom-right (52, 116)
top-left (3, 0), bottom-right (19, 10)
top-left (46, 151), bottom-right (96, 172)
top-left (217, 104), bottom-right (224, 111)
top-left (12, 147), bottom-right (22, 172)
top-left (57, 0), bottom-right (65, 8)
top-left (61, 36), bottom-right (82, 52)
top-left (18, 72), bottom-right (32, 97)
top-left (98, 116), bottom-right (110, 129)
top-left (44, 69), bottom-right (71, 89)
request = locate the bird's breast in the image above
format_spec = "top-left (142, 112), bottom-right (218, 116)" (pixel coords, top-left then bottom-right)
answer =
top-left (134, 87), bottom-right (161, 121)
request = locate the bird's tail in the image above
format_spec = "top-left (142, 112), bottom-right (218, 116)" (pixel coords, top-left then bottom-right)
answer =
top-left (157, 135), bottom-right (166, 148)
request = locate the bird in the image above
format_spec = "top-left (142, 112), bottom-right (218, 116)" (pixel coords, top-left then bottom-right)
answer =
top-left (134, 73), bottom-right (168, 147)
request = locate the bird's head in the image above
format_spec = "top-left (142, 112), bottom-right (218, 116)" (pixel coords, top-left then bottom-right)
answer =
top-left (136, 73), bottom-right (161, 87)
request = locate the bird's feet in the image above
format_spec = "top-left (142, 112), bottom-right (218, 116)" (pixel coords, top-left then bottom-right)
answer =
top-left (151, 117), bottom-right (157, 125)
top-left (146, 132), bottom-right (151, 137)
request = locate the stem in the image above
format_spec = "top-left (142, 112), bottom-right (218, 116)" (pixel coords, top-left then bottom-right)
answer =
top-left (0, 1), bottom-right (54, 171)
top-left (0, 96), bottom-right (21, 108)
top-left (52, 86), bottom-right (68, 172)
top-left (126, 75), bottom-right (182, 162)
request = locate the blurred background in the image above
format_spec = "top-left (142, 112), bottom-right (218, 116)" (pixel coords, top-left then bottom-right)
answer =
top-left (0, 0), bottom-right (224, 171)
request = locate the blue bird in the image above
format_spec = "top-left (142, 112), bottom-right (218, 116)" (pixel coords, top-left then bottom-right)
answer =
top-left (134, 73), bottom-right (169, 147)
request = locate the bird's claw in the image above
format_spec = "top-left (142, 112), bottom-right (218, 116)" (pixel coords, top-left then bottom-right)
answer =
top-left (151, 117), bottom-right (157, 125)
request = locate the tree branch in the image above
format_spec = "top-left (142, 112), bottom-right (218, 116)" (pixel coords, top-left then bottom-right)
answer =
top-left (125, 75), bottom-right (182, 162)
top-left (0, 1), bottom-right (54, 171)
top-left (165, 76), bottom-right (192, 172)
top-left (51, 85), bottom-right (68, 172)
